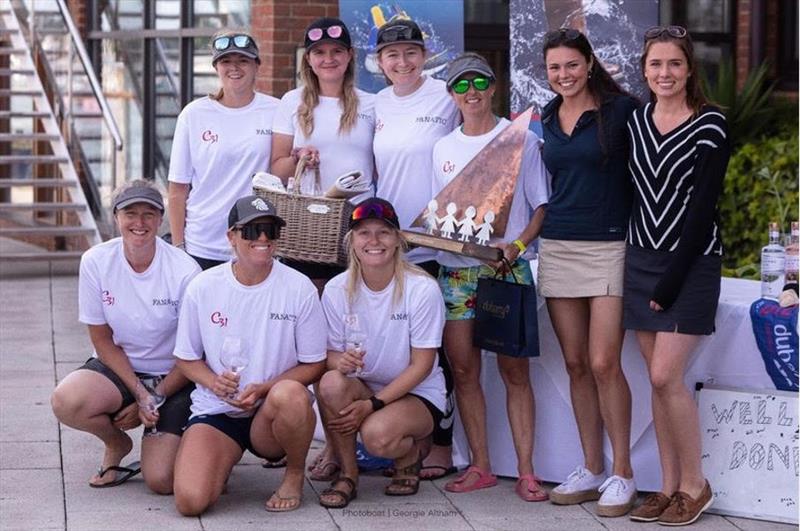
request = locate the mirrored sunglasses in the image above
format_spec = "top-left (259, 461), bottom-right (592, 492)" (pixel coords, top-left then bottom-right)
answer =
top-left (213, 34), bottom-right (255, 51)
top-left (644, 25), bottom-right (688, 41)
top-left (451, 76), bottom-right (492, 94)
top-left (351, 202), bottom-right (397, 226)
top-left (307, 25), bottom-right (344, 42)
top-left (544, 28), bottom-right (581, 46)
top-left (236, 222), bottom-right (280, 241)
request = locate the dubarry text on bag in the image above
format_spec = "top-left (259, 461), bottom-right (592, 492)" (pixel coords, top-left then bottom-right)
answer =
top-left (474, 263), bottom-right (539, 357)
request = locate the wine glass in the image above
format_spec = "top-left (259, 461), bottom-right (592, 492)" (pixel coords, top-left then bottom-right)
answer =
top-left (344, 314), bottom-right (367, 377)
top-left (220, 336), bottom-right (249, 398)
top-left (138, 380), bottom-right (166, 437)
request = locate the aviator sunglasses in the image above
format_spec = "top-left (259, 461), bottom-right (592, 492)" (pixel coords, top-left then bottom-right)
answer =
top-left (235, 222), bottom-right (280, 241)
top-left (644, 25), bottom-right (688, 41)
top-left (451, 76), bottom-right (492, 94)
top-left (213, 34), bottom-right (256, 51)
top-left (307, 25), bottom-right (344, 42)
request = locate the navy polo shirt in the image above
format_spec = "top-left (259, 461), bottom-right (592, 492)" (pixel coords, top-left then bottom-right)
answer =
top-left (541, 94), bottom-right (638, 241)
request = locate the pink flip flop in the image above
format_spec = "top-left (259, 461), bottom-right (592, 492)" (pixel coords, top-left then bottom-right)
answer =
top-left (444, 465), bottom-right (497, 493)
top-left (515, 474), bottom-right (549, 502)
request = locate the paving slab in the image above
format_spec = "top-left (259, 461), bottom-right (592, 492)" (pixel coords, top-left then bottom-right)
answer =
top-left (0, 469), bottom-right (65, 530)
top-left (0, 441), bottom-right (61, 470)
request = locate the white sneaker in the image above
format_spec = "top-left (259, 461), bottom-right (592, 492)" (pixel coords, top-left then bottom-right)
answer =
top-left (550, 465), bottom-right (607, 505)
top-left (596, 475), bottom-right (637, 517)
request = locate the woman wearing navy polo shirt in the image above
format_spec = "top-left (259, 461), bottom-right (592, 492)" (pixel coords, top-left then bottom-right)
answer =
top-left (539, 29), bottom-right (639, 517)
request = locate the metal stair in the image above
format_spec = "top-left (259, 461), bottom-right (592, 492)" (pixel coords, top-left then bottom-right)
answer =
top-left (0, 6), bottom-right (101, 262)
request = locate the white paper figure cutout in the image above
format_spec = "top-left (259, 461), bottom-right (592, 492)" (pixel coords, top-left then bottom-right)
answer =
top-left (475, 210), bottom-right (495, 245)
top-left (424, 199), bottom-right (439, 235)
top-left (438, 202), bottom-right (459, 239)
top-left (457, 205), bottom-right (477, 242)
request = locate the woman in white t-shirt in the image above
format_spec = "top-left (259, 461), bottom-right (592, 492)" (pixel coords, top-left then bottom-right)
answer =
top-left (316, 198), bottom-right (446, 508)
top-left (172, 195), bottom-right (327, 515)
top-left (432, 53), bottom-right (550, 501)
top-left (168, 30), bottom-right (279, 270)
top-left (371, 17), bottom-right (460, 478)
top-left (51, 180), bottom-right (200, 493)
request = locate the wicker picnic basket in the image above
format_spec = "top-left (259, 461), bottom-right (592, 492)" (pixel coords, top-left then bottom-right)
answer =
top-left (253, 158), bottom-right (353, 266)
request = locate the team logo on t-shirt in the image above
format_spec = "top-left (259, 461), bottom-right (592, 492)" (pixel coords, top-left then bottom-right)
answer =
top-left (415, 115), bottom-right (448, 126)
top-left (442, 161), bottom-right (455, 174)
top-left (153, 298), bottom-right (178, 307)
top-left (211, 311), bottom-right (228, 327)
top-left (270, 312), bottom-right (297, 322)
top-left (101, 290), bottom-right (115, 306)
top-left (390, 312), bottom-right (408, 321)
top-left (375, 118), bottom-right (384, 132)
top-left (201, 129), bottom-right (219, 144)
top-left (256, 128), bottom-right (271, 136)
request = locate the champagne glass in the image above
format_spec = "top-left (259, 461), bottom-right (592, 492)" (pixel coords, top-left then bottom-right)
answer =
top-left (220, 336), bottom-right (249, 398)
top-left (344, 314), bottom-right (367, 377)
top-left (138, 380), bottom-right (166, 437)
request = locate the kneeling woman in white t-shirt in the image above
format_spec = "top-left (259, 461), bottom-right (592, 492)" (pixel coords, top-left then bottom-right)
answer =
top-left (51, 180), bottom-right (200, 493)
top-left (171, 195), bottom-right (328, 515)
top-left (317, 198), bottom-right (446, 508)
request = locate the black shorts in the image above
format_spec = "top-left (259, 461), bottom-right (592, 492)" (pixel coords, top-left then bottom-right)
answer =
top-left (188, 254), bottom-right (226, 271)
top-left (186, 413), bottom-right (282, 460)
top-left (409, 393), bottom-right (443, 431)
top-left (79, 357), bottom-right (194, 436)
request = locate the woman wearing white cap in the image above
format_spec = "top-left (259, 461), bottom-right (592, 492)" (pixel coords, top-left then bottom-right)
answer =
top-left (270, 17), bottom-right (375, 291)
top-left (172, 195), bottom-right (327, 515)
top-left (372, 17), bottom-right (460, 478)
top-left (168, 30), bottom-right (279, 271)
top-left (51, 180), bottom-right (200, 493)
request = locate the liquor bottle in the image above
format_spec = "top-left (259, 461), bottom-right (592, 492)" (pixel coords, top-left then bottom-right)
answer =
top-left (785, 221), bottom-right (799, 284)
top-left (761, 221), bottom-right (786, 299)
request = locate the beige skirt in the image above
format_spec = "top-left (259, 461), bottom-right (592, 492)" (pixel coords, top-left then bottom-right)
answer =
top-left (537, 238), bottom-right (626, 298)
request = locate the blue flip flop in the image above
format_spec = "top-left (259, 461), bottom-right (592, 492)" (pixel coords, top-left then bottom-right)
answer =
top-left (89, 460), bottom-right (141, 488)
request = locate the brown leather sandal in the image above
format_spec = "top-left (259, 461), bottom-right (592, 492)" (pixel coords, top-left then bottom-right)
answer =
top-left (319, 477), bottom-right (357, 509)
top-left (385, 460), bottom-right (421, 496)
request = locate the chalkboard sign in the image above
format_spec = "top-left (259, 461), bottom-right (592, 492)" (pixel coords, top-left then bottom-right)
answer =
top-left (698, 384), bottom-right (798, 524)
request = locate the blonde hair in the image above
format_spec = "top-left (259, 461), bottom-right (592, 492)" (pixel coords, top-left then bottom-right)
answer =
top-left (343, 228), bottom-right (426, 306)
top-left (208, 28), bottom-right (258, 101)
top-left (297, 48), bottom-right (359, 137)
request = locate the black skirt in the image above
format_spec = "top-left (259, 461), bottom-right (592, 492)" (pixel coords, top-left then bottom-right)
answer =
top-left (623, 245), bottom-right (721, 335)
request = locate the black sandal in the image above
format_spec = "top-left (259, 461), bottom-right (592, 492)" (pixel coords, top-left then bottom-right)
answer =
top-left (385, 460), bottom-right (421, 496)
top-left (319, 476), bottom-right (358, 509)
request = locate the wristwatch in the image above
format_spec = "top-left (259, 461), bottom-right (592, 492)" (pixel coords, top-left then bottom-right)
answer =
top-left (369, 396), bottom-right (385, 411)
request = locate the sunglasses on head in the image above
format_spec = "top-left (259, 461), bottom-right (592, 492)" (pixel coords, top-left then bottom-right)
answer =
top-left (213, 34), bottom-right (255, 51)
top-left (644, 25), bottom-right (688, 41)
top-left (351, 202), bottom-right (397, 226)
top-left (235, 222), bottom-right (280, 241)
top-left (451, 76), bottom-right (492, 94)
top-left (307, 25), bottom-right (344, 42)
top-left (379, 25), bottom-right (419, 44)
top-left (544, 28), bottom-right (582, 46)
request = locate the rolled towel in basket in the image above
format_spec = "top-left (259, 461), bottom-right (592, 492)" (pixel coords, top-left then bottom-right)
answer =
top-left (324, 170), bottom-right (371, 199)
top-left (251, 172), bottom-right (287, 193)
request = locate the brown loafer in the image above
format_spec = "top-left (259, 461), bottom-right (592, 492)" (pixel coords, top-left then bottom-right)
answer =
top-left (630, 492), bottom-right (672, 522)
top-left (658, 481), bottom-right (713, 526)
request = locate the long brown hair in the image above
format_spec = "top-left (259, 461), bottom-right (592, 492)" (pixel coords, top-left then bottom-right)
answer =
top-left (641, 32), bottom-right (709, 115)
top-left (298, 47), bottom-right (359, 137)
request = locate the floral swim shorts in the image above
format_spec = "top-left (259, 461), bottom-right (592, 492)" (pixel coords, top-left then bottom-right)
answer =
top-left (437, 258), bottom-right (533, 320)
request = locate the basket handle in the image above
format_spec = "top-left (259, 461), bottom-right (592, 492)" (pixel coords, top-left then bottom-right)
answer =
top-left (293, 156), bottom-right (321, 196)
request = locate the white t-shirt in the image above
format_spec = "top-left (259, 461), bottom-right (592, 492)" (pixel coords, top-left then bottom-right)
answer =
top-left (168, 93), bottom-right (279, 261)
top-left (321, 269), bottom-right (446, 412)
top-left (432, 118), bottom-right (551, 268)
top-left (272, 87), bottom-right (375, 202)
top-left (174, 260), bottom-right (327, 418)
top-left (373, 77), bottom-right (459, 263)
top-left (78, 237), bottom-right (201, 375)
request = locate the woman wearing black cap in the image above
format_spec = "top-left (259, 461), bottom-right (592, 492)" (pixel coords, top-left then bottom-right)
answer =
top-left (51, 180), bottom-right (200, 493)
top-left (168, 30), bottom-right (279, 271)
top-left (171, 195), bottom-right (328, 515)
top-left (316, 197), bottom-right (447, 507)
top-left (372, 17), bottom-right (460, 479)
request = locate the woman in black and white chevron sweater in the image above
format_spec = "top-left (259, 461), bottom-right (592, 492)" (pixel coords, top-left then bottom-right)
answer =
top-left (624, 27), bottom-right (730, 527)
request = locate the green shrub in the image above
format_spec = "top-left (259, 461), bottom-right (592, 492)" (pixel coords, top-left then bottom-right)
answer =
top-left (720, 113), bottom-right (799, 278)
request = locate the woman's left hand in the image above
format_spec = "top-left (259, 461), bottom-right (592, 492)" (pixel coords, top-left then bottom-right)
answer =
top-left (226, 382), bottom-right (266, 411)
top-left (112, 402), bottom-right (142, 431)
top-left (486, 243), bottom-right (520, 274)
top-left (327, 399), bottom-right (372, 435)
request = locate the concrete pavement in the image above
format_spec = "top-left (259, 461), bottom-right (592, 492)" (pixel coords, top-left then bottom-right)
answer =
top-left (0, 259), bottom-right (794, 531)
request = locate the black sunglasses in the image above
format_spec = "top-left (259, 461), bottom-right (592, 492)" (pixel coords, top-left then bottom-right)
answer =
top-left (213, 34), bottom-right (256, 51)
top-left (378, 25), bottom-right (421, 44)
top-left (544, 28), bottom-right (582, 46)
top-left (644, 26), bottom-right (688, 41)
top-left (236, 222), bottom-right (280, 241)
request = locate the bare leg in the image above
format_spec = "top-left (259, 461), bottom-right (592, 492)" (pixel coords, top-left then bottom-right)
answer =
top-left (141, 433), bottom-right (181, 494)
top-left (496, 355), bottom-right (535, 477)
top-left (173, 424), bottom-right (242, 516)
top-left (546, 298), bottom-right (604, 473)
top-left (50, 370), bottom-right (133, 486)
top-left (587, 296), bottom-right (632, 478)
